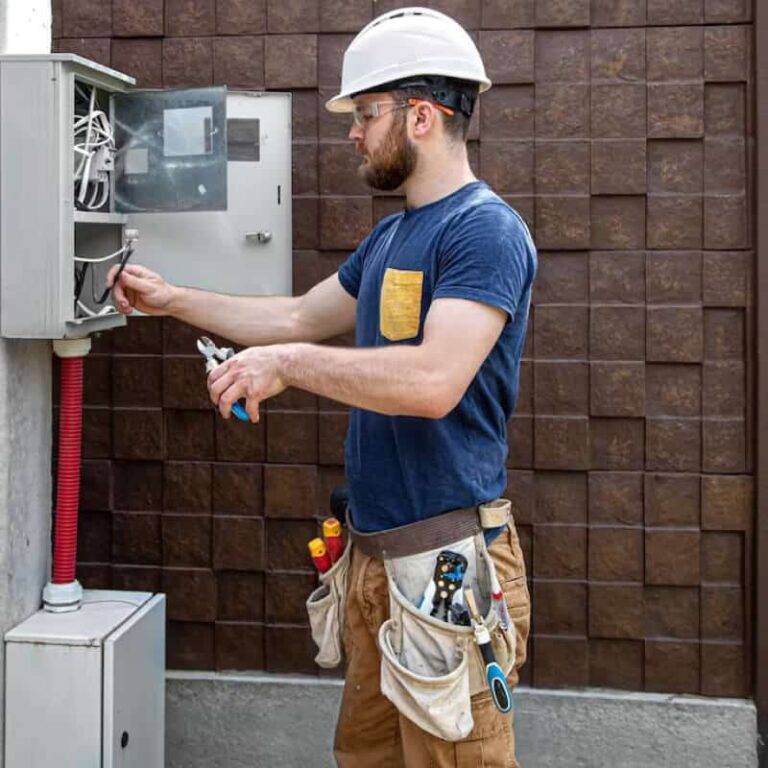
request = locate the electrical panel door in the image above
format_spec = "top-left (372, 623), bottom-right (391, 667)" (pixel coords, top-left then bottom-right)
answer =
top-left (124, 91), bottom-right (292, 298)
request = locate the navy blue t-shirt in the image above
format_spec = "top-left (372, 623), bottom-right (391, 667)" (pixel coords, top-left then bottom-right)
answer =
top-left (338, 180), bottom-right (537, 533)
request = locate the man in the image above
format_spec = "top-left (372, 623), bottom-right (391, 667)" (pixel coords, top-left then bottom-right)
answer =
top-left (109, 8), bottom-right (535, 766)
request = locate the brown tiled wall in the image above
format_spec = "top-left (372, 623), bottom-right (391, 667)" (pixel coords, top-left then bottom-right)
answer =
top-left (55, 0), bottom-right (754, 695)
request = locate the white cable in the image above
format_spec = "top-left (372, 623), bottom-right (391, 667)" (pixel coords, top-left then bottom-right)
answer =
top-left (74, 245), bottom-right (128, 264)
top-left (73, 83), bottom-right (115, 210)
top-left (76, 300), bottom-right (118, 318)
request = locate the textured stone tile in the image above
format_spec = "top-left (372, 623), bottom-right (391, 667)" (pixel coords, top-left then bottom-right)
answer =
top-left (479, 31), bottom-right (534, 84)
top-left (480, 141), bottom-right (534, 194)
top-left (535, 141), bottom-right (589, 195)
top-left (480, 86), bottom-right (534, 139)
top-left (533, 637), bottom-right (588, 688)
top-left (648, 83), bottom-right (704, 139)
top-left (705, 84), bottom-right (746, 136)
top-left (701, 642), bottom-right (746, 697)
top-left (704, 26), bottom-right (748, 82)
top-left (111, 38), bottom-right (162, 88)
top-left (590, 362), bottom-right (645, 417)
top-left (591, 28), bottom-right (645, 82)
top-left (162, 37), bottom-right (213, 88)
top-left (113, 409), bottom-right (163, 460)
top-left (534, 472), bottom-right (587, 523)
top-left (81, 460), bottom-right (111, 511)
top-left (591, 196), bottom-right (646, 250)
top-left (590, 0), bottom-right (646, 27)
top-left (704, 309), bottom-right (744, 359)
top-left (591, 140), bottom-right (646, 195)
top-left (215, 411), bottom-right (266, 461)
top-left (702, 475), bottom-right (752, 530)
top-left (704, 0), bottom-right (750, 21)
top-left (703, 361), bottom-right (744, 417)
top-left (534, 525), bottom-right (586, 578)
top-left (265, 572), bottom-right (316, 623)
top-left (482, 0), bottom-right (535, 28)
top-left (319, 0), bottom-right (373, 32)
top-left (644, 641), bottom-right (700, 694)
top-left (265, 35), bottom-right (317, 88)
top-left (644, 586), bottom-right (699, 639)
top-left (217, 0), bottom-right (266, 33)
top-left (163, 357), bottom-right (208, 410)
top-left (646, 252), bottom-right (702, 304)
top-left (702, 419), bottom-right (745, 473)
top-left (113, 461), bottom-right (162, 510)
top-left (318, 412), bottom-right (348, 466)
top-left (535, 196), bottom-right (590, 249)
top-left (644, 473), bottom-right (700, 527)
top-left (590, 419), bottom-right (645, 470)
top-left (266, 411), bottom-right (318, 464)
top-left (646, 529), bottom-right (700, 585)
top-left (264, 464), bottom-right (318, 518)
top-left (318, 142), bottom-right (368, 196)
top-left (645, 418), bottom-right (701, 472)
top-left (535, 0), bottom-right (590, 25)
top-left (213, 36), bottom-right (265, 89)
top-left (534, 253), bottom-right (588, 304)
top-left (53, 37), bottom-right (111, 68)
top-left (589, 639), bottom-right (643, 690)
top-left (216, 622), bottom-right (264, 670)
top-left (645, 363), bottom-right (701, 417)
top-left (61, 0), bottom-right (112, 36)
top-left (647, 307), bottom-right (703, 363)
top-left (704, 195), bottom-right (749, 249)
top-left (265, 626), bottom-right (316, 673)
top-left (704, 137), bottom-right (746, 194)
top-left (167, 622), bottom-right (214, 669)
top-left (213, 516), bottom-right (265, 570)
top-left (163, 568), bottom-right (216, 621)
top-left (166, 410), bottom-right (215, 460)
top-left (162, 514), bottom-right (211, 567)
top-left (507, 416), bottom-right (533, 469)
top-left (267, 0), bottom-right (318, 32)
top-left (647, 196), bottom-right (703, 250)
top-left (113, 512), bottom-right (162, 564)
top-left (534, 305), bottom-right (588, 359)
top-left (701, 585), bottom-right (743, 639)
top-left (535, 84), bottom-right (590, 138)
top-left (534, 581), bottom-right (586, 634)
top-left (217, 571), bottom-right (264, 621)
top-left (535, 31), bottom-right (589, 82)
top-left (534, 362), bottom-right (589, 415)
top-left (589, 584), bottom-right (643, 639)
top-left (647, 0), bottom-right (703, 23)
top-left (590, 306), bottom-right (645, 361)
top-left (505, 471), bottom-right (534, 526)
top-left (164, 462), bottom-right (212, 513)
top-left (648, 140), bottom-right (703, 195)
top-left (266, 518), bottom-right (319, 571)
top-left (165, 0), bottom-right (215, 36)
top-left (535, 418), bottom-right (590, 470)
top-left (113, 0), bottom-right (163, 36)
top-left (647, 27), bottom-right (703, 82)
top-left (113, 565), bottom-right (162, 592)
top-left (702, 531), bottom-right (742, 583)
top-left (589, 252), bottom-right (645, 305)
top-left (591, 84), bottom-right (645, 138)
top-left (212, 463), bottom-right (263, 515)
top-left (78, 511), bottom-right (112, 562)
top-left (588, 472), bottom-right (643, 525)
top-left (589, 527), bottom-right (643, 581)
top-left (319, 197), bottom-right (371, 250)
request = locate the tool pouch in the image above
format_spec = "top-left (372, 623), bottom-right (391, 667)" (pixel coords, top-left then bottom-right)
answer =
top-left (305, 540), bottom-right (352, 669)
top-left (377, 532), bottom-right (516, 741)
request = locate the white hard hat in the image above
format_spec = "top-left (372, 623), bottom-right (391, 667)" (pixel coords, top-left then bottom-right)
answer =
top-left (325, 7), bottom-right (491, 114)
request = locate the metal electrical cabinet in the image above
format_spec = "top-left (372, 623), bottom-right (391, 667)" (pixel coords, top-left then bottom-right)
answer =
top-left (0, 54), bottom-right (292, 340)
top-left (4, 591), bottom-right (166, 768)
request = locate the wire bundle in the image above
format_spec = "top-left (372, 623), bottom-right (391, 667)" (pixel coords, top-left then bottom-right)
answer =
top-left (73, 83), bottom-right (115, 210)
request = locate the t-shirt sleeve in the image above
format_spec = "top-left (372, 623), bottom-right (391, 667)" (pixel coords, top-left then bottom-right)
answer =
top-left (337, 231), bottom-right (374, 299)
top-left (432, 205), bottom-right (535, 319)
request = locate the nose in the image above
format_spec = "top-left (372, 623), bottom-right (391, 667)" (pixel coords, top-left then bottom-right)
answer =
top-left (348, 121), bottom-right (364, 141)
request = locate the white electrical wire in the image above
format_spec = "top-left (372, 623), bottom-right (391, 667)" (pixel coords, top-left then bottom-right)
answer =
top-left (76, 300), bottom-right (118, 317)
top-left (73, 82), bottom-right (115, 210)
top-left (73, 245), bottom-right (128, 264)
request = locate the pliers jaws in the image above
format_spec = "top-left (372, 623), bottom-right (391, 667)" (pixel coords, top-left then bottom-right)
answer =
top-left (196, 335), bottom-right (249, 422)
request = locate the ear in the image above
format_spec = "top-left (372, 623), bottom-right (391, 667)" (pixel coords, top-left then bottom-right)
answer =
top-left (409, 101), bottom-right (438, 140)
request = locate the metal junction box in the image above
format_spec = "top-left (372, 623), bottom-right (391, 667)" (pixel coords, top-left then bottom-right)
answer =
top-left (0, 54), bottom-right (292, 339)
top-left (4, 590), bottom-right (165, 768)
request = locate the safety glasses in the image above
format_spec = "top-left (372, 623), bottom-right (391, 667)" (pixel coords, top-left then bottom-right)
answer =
top-left (351, 98), bottom-right (455, 128)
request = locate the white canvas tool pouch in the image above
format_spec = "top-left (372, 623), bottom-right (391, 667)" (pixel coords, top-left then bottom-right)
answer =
top-left (305, 540), bottom-right (352, 668)
top-left (378, 533), bottom-right (516, 741)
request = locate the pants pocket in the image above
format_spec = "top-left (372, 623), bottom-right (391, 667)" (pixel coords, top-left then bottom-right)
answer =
top-left (306, 541), bottom-right (352, 668)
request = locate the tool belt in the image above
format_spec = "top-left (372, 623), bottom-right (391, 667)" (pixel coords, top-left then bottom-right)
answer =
top-left (347, 499), bottom-right (511, 559)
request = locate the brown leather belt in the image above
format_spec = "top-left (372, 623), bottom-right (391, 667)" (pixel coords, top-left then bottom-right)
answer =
top-left (347, 506), bottom-right (481, 559)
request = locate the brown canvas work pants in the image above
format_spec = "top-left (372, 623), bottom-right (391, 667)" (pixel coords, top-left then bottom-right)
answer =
top-left (334, 521), bottom-right (531, 768)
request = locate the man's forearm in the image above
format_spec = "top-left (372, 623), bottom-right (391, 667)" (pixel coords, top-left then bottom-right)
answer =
top-left (280, 343), bottom-right (453, 419)
top-left (169, 286), bottom-right (299, 347)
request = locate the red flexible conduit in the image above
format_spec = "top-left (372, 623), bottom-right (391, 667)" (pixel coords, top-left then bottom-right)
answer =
top-left (52, 356), bottom-right (84, 584)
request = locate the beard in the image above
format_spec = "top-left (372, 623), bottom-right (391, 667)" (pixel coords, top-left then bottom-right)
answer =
top-left (357, 115), bottom-right (417, 191)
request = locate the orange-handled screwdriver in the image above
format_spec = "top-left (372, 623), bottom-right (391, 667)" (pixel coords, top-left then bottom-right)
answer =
top-left (323, 517), bottom-right (344, 563)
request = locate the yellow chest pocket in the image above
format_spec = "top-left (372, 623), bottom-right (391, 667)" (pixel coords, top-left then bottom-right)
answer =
top-left (379, 268), bottom-right (424, 342)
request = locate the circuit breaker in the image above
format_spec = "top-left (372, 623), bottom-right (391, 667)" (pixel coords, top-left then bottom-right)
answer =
top-left (5, 591), bottom-right (165, 768)
top-left (0, 54), bottom-right (292, 340)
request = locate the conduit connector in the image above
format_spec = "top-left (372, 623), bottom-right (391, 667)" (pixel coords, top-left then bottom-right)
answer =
top-left (43, 336), bottom-right (92, 613)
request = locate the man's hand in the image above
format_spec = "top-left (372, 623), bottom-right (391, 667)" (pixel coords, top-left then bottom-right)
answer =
top-left (207, 345), bottom-right (288, 422)
top-left (106, 263), bottom-right (177, 316)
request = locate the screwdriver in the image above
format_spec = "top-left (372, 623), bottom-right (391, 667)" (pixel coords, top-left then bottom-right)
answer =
top-left (464, 587), bottom-right (512, 714)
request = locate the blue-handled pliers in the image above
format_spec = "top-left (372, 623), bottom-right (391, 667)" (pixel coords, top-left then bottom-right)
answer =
top-left (196, 336), bottom-right (250, 422)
